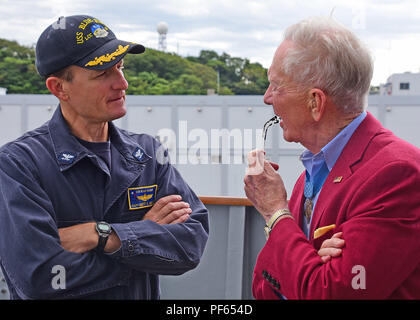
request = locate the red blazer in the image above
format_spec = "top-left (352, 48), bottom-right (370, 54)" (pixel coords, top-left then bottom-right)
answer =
top-left (252, 112), bottom-right (420, 299)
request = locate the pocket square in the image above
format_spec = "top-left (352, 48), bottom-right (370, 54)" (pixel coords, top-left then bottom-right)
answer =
top-left (314, 224), bottom-right (336, 239)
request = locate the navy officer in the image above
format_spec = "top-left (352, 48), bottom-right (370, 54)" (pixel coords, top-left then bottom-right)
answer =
top-left (0, 15), bottom-right (209, 299)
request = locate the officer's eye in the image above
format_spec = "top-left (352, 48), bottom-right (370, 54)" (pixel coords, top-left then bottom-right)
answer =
top-left (96, 71), bottom-right (106, 78)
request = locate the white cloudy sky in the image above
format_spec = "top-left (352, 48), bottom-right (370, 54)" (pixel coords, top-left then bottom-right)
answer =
top-left (1, 0), bottom-right (420, 86)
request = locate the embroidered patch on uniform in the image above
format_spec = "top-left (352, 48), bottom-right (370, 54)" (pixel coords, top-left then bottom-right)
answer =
top-left (57, 152), bottom-right (76, 164)
top-left (128, 185), bottom-right (157, 210)
top-left (132, 147), bottom-right (145, 162)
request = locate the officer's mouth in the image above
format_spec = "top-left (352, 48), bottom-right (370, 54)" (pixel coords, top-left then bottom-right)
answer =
top-left (108, 94), bottom-right (125, 104)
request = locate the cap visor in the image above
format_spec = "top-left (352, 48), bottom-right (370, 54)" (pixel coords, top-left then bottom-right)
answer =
top-left (76, 39), bottom-right (145, 70)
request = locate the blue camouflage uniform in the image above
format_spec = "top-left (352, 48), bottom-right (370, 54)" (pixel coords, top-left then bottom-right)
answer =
top-left (0, 106), bottom-right (209, 299)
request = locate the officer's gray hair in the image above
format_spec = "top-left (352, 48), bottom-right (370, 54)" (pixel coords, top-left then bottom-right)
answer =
top-left (281, 17), bottom-right (373, 114)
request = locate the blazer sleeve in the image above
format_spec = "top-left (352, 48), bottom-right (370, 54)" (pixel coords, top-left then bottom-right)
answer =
top-left (253, 160), bottom-right (420, 299)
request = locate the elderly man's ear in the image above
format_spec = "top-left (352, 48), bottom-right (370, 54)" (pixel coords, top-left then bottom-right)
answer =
top-left (307, 89), bottom-right (327, 122)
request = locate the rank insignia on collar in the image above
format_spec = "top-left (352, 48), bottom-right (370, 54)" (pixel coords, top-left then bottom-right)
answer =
top-left (132, 147), bottom-right (145, 162)
top-left (333, 176), bottom-right (343, 183)
top-left (57, 152), bottom-right (76, 164)
top-left (128, 185), bottom-right (158, 210)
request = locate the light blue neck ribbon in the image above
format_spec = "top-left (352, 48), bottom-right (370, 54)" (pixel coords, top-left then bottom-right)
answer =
top-left (304, 161), bottom-right (329, 200)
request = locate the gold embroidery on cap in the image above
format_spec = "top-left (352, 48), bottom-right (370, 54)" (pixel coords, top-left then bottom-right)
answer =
top-left (76, 32), bottom-right (84, 44)
top-left (84, 44), bottom-right (129, 67)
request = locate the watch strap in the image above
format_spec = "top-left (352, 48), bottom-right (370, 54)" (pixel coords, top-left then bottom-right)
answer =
top-left (97, 234), bottom-right (108, 251)
top-left (264, 208), bottom-right (292, 239)
top-left (95, 221), bottom-right (111, 252)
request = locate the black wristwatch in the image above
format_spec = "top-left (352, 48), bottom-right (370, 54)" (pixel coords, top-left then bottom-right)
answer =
top-left (95, 221), bottom-right (112, 252)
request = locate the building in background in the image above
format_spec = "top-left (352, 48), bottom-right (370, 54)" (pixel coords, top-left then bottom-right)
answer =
top-left (380, 72), bottom-right (420, 96)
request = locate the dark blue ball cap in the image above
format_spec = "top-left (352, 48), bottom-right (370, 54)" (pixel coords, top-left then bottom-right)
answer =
top-left (35, 15), bottom-right (145, 77)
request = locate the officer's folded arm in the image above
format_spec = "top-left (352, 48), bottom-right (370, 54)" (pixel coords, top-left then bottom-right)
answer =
top-left (58, 222), bottom-right (121, 254)
top-left (58, 194), bottom-right (193, 254)
top-left (102, 143), bottom-right (209, 276)
top-left (107, 192), bottom-right (209, 276)
top-left (58, 189), bottom-right (208, 277)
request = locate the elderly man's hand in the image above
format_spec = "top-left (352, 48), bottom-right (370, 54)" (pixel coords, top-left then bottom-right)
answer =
top-left (318, 232), bottom-right (345, 263)
top-left (244, 149), bottom-right (288, 223)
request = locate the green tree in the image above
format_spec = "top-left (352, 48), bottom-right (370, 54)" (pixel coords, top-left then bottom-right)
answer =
top-left (169, 74), bottom-right (204, 95)
top-left (0, 39), bottom-right (48, 93)
top-left (0, 38), bottom-right (267, 95)
top-left (188, 50), bottom-right (268, 95)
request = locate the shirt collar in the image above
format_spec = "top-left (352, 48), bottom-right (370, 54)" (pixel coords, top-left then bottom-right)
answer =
top-left (48, 105), bottom-right (151, 171)
top-left (300, 111), bottom-right (367, 174)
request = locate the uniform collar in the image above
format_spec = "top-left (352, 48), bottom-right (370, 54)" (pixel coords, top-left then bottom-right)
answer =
top-left (48, 105), bottom-right (151, 171)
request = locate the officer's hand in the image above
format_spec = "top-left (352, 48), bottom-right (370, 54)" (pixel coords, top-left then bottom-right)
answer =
top-left (318, 232), bottom-right (345, 263)
top-left (59, 222), bottom-right (98, 254)
top-left (143, 195), bottom-right (192, 224)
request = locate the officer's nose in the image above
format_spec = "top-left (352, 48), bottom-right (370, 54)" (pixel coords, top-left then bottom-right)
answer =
top-left (112, 66), bottom-right (128, 91)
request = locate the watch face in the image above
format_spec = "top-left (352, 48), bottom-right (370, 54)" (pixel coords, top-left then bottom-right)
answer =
top-left (97, 222), bottom-right (111, 233)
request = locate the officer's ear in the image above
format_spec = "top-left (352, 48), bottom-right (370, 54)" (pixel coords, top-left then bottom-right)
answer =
top-left (46, 77), bottom-right (65, 101)
top-left (45, 67), bottom-right (73, 101)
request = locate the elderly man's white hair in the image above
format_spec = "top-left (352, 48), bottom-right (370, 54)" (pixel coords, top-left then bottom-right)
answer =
top-left (281, 17), bottom-right (373, 114)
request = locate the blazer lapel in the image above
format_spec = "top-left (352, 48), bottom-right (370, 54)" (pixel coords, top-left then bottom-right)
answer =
top-left (288, 172), bottom-right (305, 229)
top-left (309, 112), bottom-right (386, 238)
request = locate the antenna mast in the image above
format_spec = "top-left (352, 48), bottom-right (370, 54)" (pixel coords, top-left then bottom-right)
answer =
top-left (157, 22), bottom-right (168, 51)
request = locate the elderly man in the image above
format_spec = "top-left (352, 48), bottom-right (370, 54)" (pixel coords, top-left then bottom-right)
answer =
top-left (244, 17), bottom-right (420, 299)
top-left (0, 15), bottom-right (209, 299)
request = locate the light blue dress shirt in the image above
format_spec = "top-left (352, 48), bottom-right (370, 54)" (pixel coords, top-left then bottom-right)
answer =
top-left (300, 111), bottom-right (367, 238)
